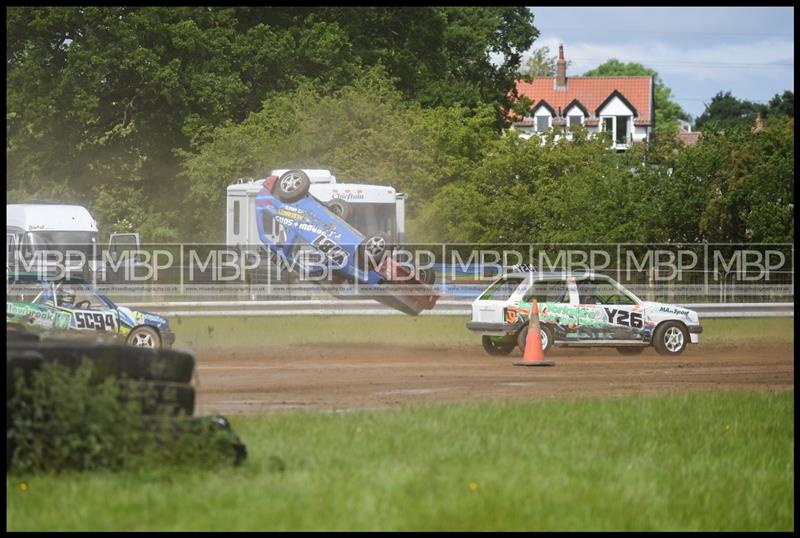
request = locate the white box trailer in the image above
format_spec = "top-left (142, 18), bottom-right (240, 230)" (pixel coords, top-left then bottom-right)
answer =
top-left (226, 169), bottom-right (407, 249)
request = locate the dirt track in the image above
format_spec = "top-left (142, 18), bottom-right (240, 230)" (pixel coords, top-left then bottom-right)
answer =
top-left (193, 343), bottom-right (794, 415)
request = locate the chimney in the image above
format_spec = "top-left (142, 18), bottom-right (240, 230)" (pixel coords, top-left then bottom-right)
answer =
top-left (556, 44), bottom-right (567, 89)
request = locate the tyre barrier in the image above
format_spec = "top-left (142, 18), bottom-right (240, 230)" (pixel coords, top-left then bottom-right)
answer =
top-left (7, 330), bottom-right (247, 469)
top-left (7, 339), bottom-right (195, 384)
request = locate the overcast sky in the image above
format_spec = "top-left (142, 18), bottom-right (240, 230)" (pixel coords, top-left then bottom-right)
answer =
top-left (526, 6), bottom-right (794, 120)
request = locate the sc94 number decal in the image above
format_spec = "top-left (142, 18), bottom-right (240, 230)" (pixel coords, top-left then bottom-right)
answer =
top-left (74, 311), bottom-right (116, 331)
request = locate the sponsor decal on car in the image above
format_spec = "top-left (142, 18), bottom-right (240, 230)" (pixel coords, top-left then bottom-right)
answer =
top-left (7, 302), bottom-right (72, 330)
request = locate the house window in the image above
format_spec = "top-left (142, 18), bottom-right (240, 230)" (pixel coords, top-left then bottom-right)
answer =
top-left (536, 115), bottom-right (550, 132)
top-left (601, 116), bottom-right (631, 145)
top-left (569, 115), bottom-right (582, 127)
top-left (602, 117), bottom-right (614, 134)
top-left (615, 115), bottom-right (629, 144)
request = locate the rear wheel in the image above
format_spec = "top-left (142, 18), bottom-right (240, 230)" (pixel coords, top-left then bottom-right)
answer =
top-left (517, 324), bottom-right (553, 355)
top-left (274, 170), bottom-right (311, 203)
top-left (326, 199), bottom-right (351, 220)
top-left (356, 233), bottom-right (391, 269)
top-left (417, 266), bottom-right (436, 285)
top-left (653, 321), bottom-right (688, 356)
top-left (481, 336), bottom-right (516, 356)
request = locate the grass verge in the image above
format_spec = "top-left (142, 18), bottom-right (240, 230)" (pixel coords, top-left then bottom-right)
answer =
top-left (171, 315), bottom-right (794, 350)
top-left (6, 390), bottom-right (793, 531)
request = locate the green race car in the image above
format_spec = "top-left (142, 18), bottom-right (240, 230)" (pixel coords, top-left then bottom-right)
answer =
top-left (7, 275), bottom-right (175, 349)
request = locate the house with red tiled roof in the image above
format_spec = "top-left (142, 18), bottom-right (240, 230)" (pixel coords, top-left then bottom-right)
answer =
top-left (512, 45), bottom-right (654, 150)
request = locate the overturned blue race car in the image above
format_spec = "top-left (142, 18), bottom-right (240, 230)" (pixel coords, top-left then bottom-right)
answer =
top-left (254, 170), bottom-right (439, 316)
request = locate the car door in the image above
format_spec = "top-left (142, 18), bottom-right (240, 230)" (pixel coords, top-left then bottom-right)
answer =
top-left (518, 278), bottom-right (574, 340)
top-left (58, 283), bottom-right (120, 336)
top-left (472, 275), bottom-right (527, 325)
top-left (575, 275), bottom-right (641, 341)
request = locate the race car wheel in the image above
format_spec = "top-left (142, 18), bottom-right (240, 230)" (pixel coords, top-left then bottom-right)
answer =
top-left (127, 326), bottom-right (162, 349)
top-left (417, 266), bottom-right (436, 285)
top-left (517, 324), bottom-right (553, 355)
top-left (274, 169), bottom-right (311, 203)
top-left (653, 321), bottom-right (688, 356)
top-left (326, 199), bottom-right (351, 220)
top-left (616, 347), bottom-right (644, 355)
top-left (482, 335), bottom-right (516, 356)
top-left (357, 233), bottom-right (391, 268)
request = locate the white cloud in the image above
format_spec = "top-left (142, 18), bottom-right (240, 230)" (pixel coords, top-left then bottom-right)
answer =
top-left (533, 36), bottom-right (794, 84)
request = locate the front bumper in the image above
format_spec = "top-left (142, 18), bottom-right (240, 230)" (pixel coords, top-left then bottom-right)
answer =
top-left (161, 330), bottom-right (176, 348)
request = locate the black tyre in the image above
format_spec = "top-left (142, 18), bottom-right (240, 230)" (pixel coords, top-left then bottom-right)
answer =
top-left (326, 199), bottom-right (351, 220)
top-left (7, 340), bottom-right (195, 383)
top-left (417, 266), bottom-right (437, 285)
top-left (127, 326), bottom-right (161, 349)
top-left (357, 232), bottom-right (391, 269)
top-left (482, 335), bottom-right (516, 356)
top-left (517, 324), bottom-right (554, 355)
top-left (653, 321), bottom-right (688, 356)
top-left (274, 169), bottom-right (311, 203)
top-left (616, 347), bottom-right (645, 355)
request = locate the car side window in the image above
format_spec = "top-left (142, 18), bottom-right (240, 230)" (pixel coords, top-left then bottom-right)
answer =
top-left (522, 279), bottom-right (570, 303)
top-left (578, 279), bottom-right (635, 305)
top-left (479, 277), bottom-right (525, 301)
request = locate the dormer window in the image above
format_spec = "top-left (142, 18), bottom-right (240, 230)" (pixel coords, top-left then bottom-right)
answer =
top-left (536, 115), bottom-right (550, 132)
top-left (568, 115), bottom-right (582, 127)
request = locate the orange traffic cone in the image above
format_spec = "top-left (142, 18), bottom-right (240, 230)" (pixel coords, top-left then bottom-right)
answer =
top-left (513, 299), bottom-right (555, 367)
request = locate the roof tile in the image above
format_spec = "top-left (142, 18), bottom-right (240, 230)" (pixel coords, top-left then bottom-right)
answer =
top-left (515, 76), bottom-right (653, 124)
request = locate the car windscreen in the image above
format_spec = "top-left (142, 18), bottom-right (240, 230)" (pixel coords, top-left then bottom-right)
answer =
top-left (22, 231), bottom-right (100, 260)
top-left (478, 276), bottom-right (525, 301)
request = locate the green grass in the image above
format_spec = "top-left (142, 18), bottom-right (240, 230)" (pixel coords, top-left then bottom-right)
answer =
top-left (171, 315), bottom-right (794, 350)
top-left (7, 391), bottom-right (793, 531)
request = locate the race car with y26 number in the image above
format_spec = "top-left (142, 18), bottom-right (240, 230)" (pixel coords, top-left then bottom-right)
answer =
top-left (467, 269), bottom-right (702, 357)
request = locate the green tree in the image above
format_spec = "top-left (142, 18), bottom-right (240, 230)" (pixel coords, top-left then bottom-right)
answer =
top-left (694, 91), bottom-right (765, 131)
top-left (519, 45), bottom-right (562, 79)
top-left (7, 7), bottom-right (538, 241)
top-left (766, 90), bottom-right (794, 118)
top-left (582, 59), bottom-right (690, 128)
top-left (180, 68), bottom-right (498, 240)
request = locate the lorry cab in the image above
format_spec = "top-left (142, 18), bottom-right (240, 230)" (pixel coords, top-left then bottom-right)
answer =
top-left (6, 204), bottom-right (139, 282)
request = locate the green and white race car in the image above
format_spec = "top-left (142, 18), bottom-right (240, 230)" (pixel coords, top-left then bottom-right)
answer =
top-left (7, 275), bottom-right (175, 349)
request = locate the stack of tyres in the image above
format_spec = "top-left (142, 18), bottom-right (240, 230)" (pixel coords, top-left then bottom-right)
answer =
top-left (7, 329), bottom-right (246, 469)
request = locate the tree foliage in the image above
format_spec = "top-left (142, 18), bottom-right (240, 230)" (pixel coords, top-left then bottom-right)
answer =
top-left (695, 90), bottom-right (794, 131)
top-left (6, 6), bottom-right (536, 240)
top-left (519, 45), bottom-right (570, 79)
top-left (582, 59), bottom-right (690, 128)
top-left (5, 7), bottom-right (793, 246)
top-left (413, 119), bottom-right (793, 244)
top-left (180, 68), bottom-right (498, 240)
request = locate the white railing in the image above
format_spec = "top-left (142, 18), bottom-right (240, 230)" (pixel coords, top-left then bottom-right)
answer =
top-left (121, 300), bottom-right (794, 318)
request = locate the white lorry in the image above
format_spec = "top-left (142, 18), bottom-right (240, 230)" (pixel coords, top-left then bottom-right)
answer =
top-left (6, 203), bottom-right (140, 282)
top-left (226, 169), bottom-right (406, 249)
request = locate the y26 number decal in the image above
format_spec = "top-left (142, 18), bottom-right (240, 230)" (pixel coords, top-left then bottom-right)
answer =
top-left (604, 308), bottom-right (643, 329)
top-left (74, 311), bottom-right (116, 331)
